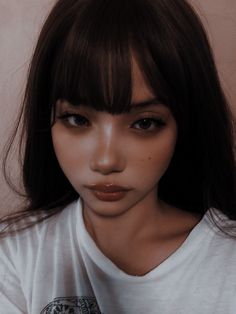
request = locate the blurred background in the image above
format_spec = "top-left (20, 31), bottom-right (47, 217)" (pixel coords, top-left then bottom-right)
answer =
top-left (0, 0), bottom-right (235, 215)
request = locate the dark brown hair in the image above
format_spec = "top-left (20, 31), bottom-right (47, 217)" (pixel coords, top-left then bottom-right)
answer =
top-left (1, 0), bottom-right (236, 237)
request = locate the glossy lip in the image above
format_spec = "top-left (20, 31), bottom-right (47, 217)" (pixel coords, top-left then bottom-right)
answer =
top-left (92, 190), bottom-right (128, 202)
top-left (85, 183), bottom-right (131, 193)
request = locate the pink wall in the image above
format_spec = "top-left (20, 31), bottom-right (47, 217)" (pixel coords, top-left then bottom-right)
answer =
top-left (0, 0), bottom-right (235, 214)
top-left (190, 0), bottom-right (236, 115)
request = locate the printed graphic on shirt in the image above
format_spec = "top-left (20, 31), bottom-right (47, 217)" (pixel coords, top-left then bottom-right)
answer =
top-left (40, 296), bottom-right (102, 314)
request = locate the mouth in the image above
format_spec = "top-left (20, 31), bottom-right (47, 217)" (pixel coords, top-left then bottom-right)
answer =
top-left (85, 183), bottom-right (131, 202)
top-left (85, 183), bottom-right (131, 193)
top-left (91, 190), bottom-right (129, 202)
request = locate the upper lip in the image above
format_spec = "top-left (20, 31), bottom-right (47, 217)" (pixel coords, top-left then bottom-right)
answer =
top-left (85, 184), bottom-right (130, 193)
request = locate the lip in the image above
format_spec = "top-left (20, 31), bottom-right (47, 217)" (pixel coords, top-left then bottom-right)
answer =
top-left (85, 183), bottom-right (131, 202)
top-left (92, 190), bottom-right (128, 202)
top-left (85, 184), bottom-right (130, 193)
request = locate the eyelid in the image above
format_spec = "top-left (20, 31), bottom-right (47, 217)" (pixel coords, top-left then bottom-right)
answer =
top-left (133, 111), bottom-right (167, 122)
top-left (133, 108), bottom-right (167, 116)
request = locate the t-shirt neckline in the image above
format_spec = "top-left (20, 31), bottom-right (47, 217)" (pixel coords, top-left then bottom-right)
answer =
top-left (75, 197), bottom-right (213, 283)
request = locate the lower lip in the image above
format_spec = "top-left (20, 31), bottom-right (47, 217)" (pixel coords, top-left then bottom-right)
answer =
top-left (92, 190), bottom-right (128, 202)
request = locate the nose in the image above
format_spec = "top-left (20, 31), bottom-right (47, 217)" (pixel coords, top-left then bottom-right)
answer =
top-left (89, 128), bottom-right (126, 175)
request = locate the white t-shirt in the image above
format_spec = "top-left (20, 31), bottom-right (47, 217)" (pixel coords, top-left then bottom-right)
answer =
top-left (0, 197), bottom-right (236, 314)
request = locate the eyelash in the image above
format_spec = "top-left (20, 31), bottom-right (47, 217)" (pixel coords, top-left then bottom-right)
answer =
top-left (56, 112), bottom-right (166, 133)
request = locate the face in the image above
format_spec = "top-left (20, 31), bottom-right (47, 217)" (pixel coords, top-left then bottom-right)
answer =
top-left (51, 56), bottom-right (178, 218)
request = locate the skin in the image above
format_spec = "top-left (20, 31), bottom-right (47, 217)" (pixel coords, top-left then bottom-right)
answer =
top-left (51, 55), bottom-right (202, 276)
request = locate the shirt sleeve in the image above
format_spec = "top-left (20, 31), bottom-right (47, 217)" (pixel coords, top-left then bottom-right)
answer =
top-left (0, 241), bottom-right (27, 313)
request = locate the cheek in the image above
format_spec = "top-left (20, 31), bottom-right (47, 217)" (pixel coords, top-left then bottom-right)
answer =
top-left (127, 132), bottom-right (177, 186)
top-left (133, 132), bottom-right (177, 168)
top-left (154, 134), bottom-right (177, 168)
top-left (51, 126), bottom-right (84, 177)
top-left (129, 136), bottom-right (175, 189)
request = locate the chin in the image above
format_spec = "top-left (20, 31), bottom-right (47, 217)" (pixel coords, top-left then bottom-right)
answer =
top-left (82, 197), bottom-right (133, 218)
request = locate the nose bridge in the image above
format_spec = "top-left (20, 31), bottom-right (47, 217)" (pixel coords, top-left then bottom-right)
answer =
top-left (90, 121), bottom-right (125, 174)
top-left (97, 124), bottom-right (117, 155)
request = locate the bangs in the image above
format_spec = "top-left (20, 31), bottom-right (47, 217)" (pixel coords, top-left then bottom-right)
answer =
top-left (50, 1), bottom-right (132, 115)
top-left (49, 0), bottom-right (171, 116)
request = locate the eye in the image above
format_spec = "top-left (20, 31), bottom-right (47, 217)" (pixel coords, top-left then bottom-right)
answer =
top-left (57, 112), bottom-right (89, 127)
top-left (132, 117), bottom-right (166, 132)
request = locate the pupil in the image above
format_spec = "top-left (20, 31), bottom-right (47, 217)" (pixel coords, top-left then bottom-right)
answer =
top-left (140, 119), bottom-right (151, 129)
top-left (75, 116), bottom-right (86, 125)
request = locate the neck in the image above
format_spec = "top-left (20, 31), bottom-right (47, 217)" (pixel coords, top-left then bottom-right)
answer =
top-left (81, 195), bottom-right (202, 276)
top-left (82, 193), bottom-right (169, 251)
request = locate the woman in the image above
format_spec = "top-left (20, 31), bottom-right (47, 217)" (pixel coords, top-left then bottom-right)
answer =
top-left (0, 0), bottom-right (236, 313)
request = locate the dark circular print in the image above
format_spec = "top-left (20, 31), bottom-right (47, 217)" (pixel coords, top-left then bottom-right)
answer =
top-left (40, 296), bottom-right (102, 314)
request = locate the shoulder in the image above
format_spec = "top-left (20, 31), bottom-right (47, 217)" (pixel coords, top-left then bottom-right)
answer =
top-left (200, 208), bottom-right (236, 267)
top-left (0, 199), bottom-right (78, 268)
